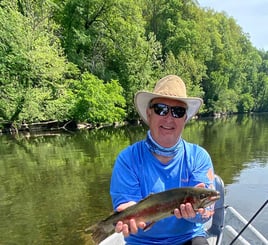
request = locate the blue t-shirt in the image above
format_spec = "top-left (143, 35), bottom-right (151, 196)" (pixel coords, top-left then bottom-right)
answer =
top-left (110, 138), bottom-right (215, 245)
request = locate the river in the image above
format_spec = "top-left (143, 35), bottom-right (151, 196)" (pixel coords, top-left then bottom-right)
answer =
top-left (0, 113), bottom-right (268, 244)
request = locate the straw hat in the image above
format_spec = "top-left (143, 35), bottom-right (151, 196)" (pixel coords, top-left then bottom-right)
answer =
top-left (134, 75), bottom-right (203, 124)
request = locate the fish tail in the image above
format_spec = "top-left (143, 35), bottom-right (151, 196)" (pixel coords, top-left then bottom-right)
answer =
top-left (84, 222), bottom-right (113, 244)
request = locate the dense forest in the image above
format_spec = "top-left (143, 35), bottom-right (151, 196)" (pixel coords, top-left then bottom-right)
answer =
top-left (1, 0), bottom-right (268, 128)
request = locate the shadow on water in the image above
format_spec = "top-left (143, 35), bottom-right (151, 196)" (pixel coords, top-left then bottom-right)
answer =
top-left (0, 113), bottom-right (268, 244)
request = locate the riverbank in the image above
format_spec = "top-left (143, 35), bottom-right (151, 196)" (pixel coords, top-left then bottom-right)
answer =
top-left (1, 111), bottom-right (261, 135)
top-left (0, 120), bottom-right (133, 135)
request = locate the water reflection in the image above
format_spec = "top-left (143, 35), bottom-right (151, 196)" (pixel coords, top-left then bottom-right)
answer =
top-left (183, 114), bottom-right (268, 184)
top-left (0, 113), bottom-right (268, 244)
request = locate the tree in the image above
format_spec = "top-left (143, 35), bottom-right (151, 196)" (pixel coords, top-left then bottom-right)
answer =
top-left (1, 0), bottom-right (268, 126)
top-left (0, 0), bottom-right (73, 123)
top-left (68, 73), bottom-right (126, 123)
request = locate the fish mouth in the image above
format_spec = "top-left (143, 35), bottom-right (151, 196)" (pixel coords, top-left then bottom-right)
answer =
top-left (210, 193), bottom-right (221, 202)
top-left (199, 192), bottom-right (221, 208)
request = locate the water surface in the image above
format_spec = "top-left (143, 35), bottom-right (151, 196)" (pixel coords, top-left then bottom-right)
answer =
top-left (0, 114), bottom-right (268, 244)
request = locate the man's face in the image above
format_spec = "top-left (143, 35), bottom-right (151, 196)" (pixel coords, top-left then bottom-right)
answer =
top-left (147, 98), bottom-right (187, 148)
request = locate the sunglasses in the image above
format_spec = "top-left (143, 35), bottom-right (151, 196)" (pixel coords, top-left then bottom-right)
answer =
top-left (149, 103), bottom-right (186, 118)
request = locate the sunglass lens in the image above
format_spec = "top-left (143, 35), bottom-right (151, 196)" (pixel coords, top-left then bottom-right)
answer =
top-left (154, 104), bottom-right (169, 116)
top-left (171, 107), bottom-right (186, 118)
top-left (151, 103), bottom-right (186, 118)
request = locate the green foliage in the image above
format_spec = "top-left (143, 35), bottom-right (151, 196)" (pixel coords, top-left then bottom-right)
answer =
top-left (68, 73), bottom-right (126, 123)
top-left (0, 1), bottom-right (71, 123)
top-left (1, 0), bottom-right (268, 125)
top-left (237, 93), bottom-right (255, 113)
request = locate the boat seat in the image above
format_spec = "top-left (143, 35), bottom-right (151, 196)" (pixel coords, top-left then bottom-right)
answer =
top-left (206, 174), bottom-right (225, 245)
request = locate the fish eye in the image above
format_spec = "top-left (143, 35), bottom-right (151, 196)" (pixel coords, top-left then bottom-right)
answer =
top-left (200, 193), bottom-right (207, 199)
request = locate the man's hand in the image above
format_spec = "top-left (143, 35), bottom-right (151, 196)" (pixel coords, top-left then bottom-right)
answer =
top-left (116, 201), bottom-right (136, 212)
top-left (174, 183), bottom-right (210, 219)
top-left (115, 201), bottom-right (146, 237)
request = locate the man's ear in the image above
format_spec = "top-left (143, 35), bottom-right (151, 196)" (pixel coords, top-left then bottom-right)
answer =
top-left (146, 108), bottom-right (151, 120)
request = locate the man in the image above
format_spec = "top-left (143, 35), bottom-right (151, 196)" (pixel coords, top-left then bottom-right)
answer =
top-left (110, 75), bottom-right (215, 245)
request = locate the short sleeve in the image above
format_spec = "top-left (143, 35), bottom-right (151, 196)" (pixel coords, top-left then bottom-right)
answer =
top-left (110, 146), bottom-right (142, 210)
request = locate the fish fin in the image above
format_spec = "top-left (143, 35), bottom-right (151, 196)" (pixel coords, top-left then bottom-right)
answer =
top-left (140, 193), bottom-right (154, 202)
top-left (84, 222), bottom-right (113, 244)
top-left (143, 221), bottom-right (156, 231)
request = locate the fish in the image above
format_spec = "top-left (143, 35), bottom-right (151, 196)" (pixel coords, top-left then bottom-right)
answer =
top-left (84, 187), bottom-right (220, 244)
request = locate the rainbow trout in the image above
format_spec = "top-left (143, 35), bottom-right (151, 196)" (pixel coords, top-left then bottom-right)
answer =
top-left (85, 187), bottom-right (220, 244)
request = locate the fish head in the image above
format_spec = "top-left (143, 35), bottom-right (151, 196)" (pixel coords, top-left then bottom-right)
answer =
top-left (188, 188), bottom-right (221, 210)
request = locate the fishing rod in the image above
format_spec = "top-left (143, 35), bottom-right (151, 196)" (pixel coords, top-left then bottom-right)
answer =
top-left (229, 199), bottom-right (268, 245)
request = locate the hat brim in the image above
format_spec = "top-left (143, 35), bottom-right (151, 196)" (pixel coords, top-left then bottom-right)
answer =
top-left (134, 91), bottom-right (203, 124)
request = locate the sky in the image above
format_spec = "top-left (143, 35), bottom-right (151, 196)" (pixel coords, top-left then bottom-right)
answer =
top-left (198, 0), bottom-right (268, 51)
